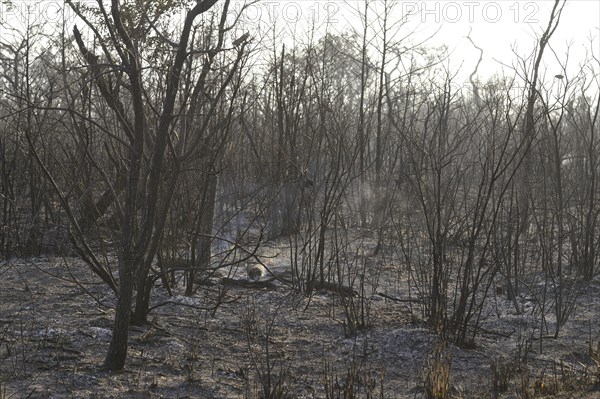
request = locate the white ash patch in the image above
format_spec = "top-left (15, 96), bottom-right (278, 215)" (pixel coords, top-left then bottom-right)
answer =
top-left (171, 294), bottom-right (205, 306)
top-left (88, 326), bottom-right (112, 339)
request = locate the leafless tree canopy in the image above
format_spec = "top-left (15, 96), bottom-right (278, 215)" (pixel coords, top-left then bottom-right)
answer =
top-left (1, 0), bottom-right (600, 396)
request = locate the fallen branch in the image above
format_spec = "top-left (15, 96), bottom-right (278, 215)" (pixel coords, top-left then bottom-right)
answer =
top-left (378, 292), bottom-right (425, 304)
top-left (313, 281), bottom-right (356, 297)
top-left (221, 277), bottom-right (277, 290)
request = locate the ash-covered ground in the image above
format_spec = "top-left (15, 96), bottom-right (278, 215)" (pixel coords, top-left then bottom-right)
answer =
top-left (2, 249), bottom-right (600, 398)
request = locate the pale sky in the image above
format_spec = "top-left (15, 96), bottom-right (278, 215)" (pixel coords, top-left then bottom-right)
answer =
top-left (1, 0), bottom-right (597, 86)
top-left (421, 0), bottom-right (600, 82)
top-left (233, 0), bottom-right (599, 86)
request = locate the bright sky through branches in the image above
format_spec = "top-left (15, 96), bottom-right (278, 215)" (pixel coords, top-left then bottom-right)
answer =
top-left (1, 0), bottom-right (598, 87)
top-left (229, 0), bottom-right (599, 86)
